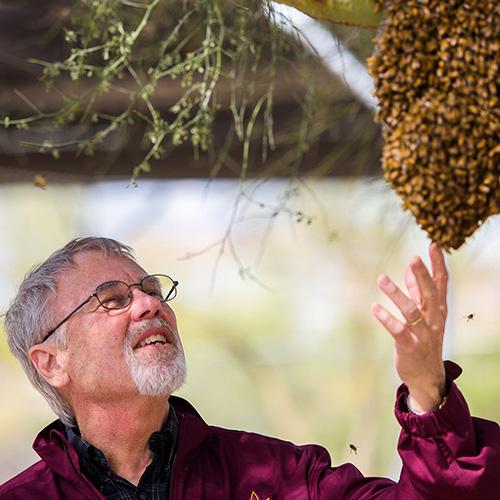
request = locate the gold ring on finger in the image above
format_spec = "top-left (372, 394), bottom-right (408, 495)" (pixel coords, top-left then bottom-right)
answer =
top-left (407, 315), bottom-right (422, 327)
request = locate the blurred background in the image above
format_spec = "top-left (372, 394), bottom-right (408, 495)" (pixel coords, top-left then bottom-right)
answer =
top-left (1, 0), bottom-right (499, 485)
top-left (1, 180), bottom-right (499, 482)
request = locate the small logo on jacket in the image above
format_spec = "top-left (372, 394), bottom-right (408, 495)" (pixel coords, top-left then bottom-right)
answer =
top-left (250, 491), bottom-right (270, 500)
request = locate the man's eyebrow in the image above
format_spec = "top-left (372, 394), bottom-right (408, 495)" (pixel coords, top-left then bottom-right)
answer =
top-left (95, 280), bottom-right (121, 291)
top-left (94, 275), bottom-right (151, 291)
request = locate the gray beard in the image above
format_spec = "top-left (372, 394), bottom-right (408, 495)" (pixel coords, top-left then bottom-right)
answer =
top-left (124, 318), bottom-right (187, 397)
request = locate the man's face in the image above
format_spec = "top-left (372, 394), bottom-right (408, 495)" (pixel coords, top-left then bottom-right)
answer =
top-left (52, 251), bottom-right (186, 405)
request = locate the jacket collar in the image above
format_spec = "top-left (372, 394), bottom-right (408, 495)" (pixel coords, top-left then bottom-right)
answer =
top-left (33, 419), bottom-right (83, 478)
top-left (32, 396), bottom-right (210, 479)
top-left (169, 396), bottom-right (211, 460)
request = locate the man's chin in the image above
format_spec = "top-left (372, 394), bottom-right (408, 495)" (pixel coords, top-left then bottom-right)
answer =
top-left (124, 337), bottom-right (187, 396)
top-left (130, 356), bottom-right (187, 397)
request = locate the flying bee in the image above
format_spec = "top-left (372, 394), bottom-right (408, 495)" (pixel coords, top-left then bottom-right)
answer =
top-left (464, 313), bottom-right (475, 322)
top-left (349, 444), bottom-right (357, 455)
top-left (33, 174), bottom-right (48, 189)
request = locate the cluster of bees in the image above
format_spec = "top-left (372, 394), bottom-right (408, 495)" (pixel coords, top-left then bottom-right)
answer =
top-left (368, 0), bottom-right (499, 250)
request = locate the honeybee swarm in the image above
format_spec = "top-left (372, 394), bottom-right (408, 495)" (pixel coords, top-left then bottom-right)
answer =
top-left (368, 0), bottom-right (499, 250)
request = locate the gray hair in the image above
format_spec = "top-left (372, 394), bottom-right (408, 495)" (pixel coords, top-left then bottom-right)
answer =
top-left (4, 237), bottom-right (136, 427)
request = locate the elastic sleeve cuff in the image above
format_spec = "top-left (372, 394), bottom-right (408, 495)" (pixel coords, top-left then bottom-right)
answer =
top-left (394, 360), bottom-right (472, 438)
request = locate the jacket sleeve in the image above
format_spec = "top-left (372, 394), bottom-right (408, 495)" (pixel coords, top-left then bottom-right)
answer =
top-left (309, 361), bottom-right (500, 500)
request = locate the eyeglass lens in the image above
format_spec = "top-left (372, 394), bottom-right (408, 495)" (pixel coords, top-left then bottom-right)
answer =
top-left (95, 275), bottom-right (177, 310)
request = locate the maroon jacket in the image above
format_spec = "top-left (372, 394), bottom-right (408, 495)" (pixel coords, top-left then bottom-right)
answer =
top-left (1, 362), bottom-right (499, 499)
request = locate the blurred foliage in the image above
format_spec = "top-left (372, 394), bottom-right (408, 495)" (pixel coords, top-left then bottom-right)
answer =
top-left (0, 326), bottom-right (11, 360)
top-left (1, 180), bottom-right (499, 482)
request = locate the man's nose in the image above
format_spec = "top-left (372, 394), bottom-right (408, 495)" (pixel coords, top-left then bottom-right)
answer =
top-left (128, 288), bottom-right (161, 321)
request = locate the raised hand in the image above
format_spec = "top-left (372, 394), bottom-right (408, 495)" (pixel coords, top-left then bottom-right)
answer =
top-left (372, 243), bottom-right (448, 413)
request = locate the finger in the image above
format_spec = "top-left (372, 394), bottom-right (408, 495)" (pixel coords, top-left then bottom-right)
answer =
top-left (429, 242), bottom-right (448, 310)
top-left (404, 265), bottom-right (422, 306)
top-left (371, 303), bottom-right (414, 348)
top-left (377, 275), bottom-right (421, 324)
top-left (409, 256), bottom-right (438, 310)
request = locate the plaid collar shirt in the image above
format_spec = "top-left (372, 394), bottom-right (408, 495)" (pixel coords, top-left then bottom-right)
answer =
top-left (66, 407), bottom-right (179, 500)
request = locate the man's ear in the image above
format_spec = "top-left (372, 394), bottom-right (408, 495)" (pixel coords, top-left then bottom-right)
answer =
top-left (28, 342), bottom-right (70, 389)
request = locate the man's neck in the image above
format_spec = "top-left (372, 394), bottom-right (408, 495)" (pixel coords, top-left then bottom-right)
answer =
top-left (72, 396), bottom-right (170, 486)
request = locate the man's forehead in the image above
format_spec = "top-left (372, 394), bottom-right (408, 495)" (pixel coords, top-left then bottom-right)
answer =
top-left (58, 251), bottom-right (146, 295)
top-left (73, 250), bottom-right (144, 274)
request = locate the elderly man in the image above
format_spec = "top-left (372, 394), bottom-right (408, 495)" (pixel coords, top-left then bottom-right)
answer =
top-left (1, 237), bottom-right (499, 499)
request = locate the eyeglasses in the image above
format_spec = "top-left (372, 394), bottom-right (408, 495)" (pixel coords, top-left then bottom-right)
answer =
top-left (43, 274), bottom-right (178, 342)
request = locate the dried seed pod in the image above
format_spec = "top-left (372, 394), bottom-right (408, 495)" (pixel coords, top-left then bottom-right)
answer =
top-left (369, 0), bottom-right (499, 250)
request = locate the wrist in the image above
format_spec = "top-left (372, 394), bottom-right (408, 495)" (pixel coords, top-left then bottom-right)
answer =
top-left (407, 382), bottom-right (447, 414)
top-left (407, 393), bottom-right (448, 414)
